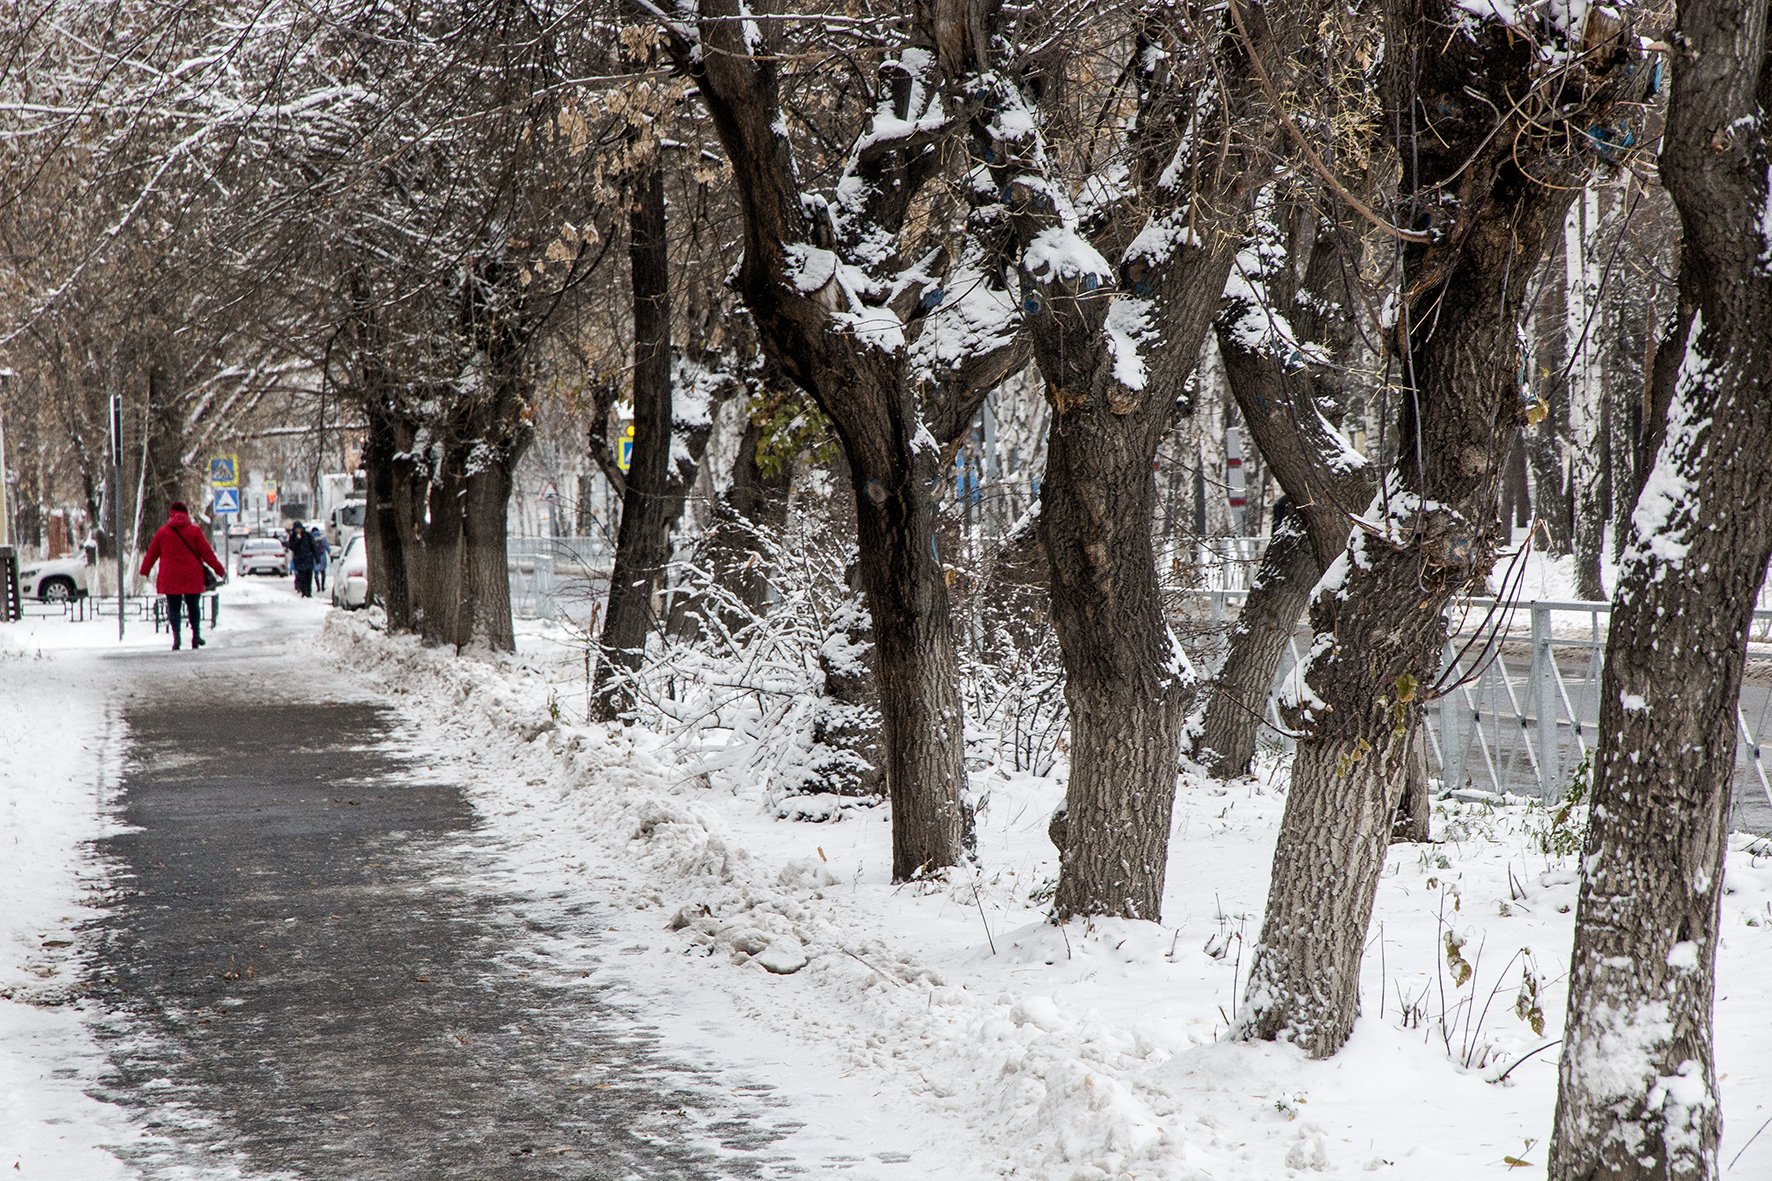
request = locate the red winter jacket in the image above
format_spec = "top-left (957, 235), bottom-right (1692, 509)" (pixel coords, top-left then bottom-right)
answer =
top-left (140, 509), bottom-right (226, 595)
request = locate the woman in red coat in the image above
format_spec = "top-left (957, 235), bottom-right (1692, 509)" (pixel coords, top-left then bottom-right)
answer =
top-left (140, 501), bottom-right (226, 650)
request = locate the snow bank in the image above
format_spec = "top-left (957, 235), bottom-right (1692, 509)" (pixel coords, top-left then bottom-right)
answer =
top-left (320, 613), bottom-right (1772, 1179)
top-left (0, 648), bottom-right (144, 1178)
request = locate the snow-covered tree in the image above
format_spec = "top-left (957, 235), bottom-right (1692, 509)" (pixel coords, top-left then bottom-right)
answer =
top-left (645, 0), bottom-right (1038, 878)
top-left (1549, 1), bottom-right (1772, 1174)
top-left (1240, 0), bottom-right (1651, 1058)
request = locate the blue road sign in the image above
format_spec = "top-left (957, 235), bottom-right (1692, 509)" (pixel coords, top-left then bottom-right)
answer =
top-left (209, 455), bottom-right (239, 487)
top-left (212, 487), bottom-right (241, 514)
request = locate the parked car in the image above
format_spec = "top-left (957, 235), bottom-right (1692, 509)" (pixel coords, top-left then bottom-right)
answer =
top-left (237, 538), bottom-right (289, 576)
top-left (17, 554), bottom-right (92, 601)
top-left (331, 533), bottom-right (368, 608)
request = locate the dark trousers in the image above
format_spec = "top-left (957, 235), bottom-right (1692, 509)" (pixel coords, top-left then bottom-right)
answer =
top-left (167, 593), bottom-right (202, 642)
top-left (295, 568), bottom-right (314, 598)
top-left (315, 564), bottom-right (327, 591)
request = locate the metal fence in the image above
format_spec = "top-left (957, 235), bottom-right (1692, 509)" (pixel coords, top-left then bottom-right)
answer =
top-left (1168, 537), bottom-right (1265, 592)
top-left (1192, 589), bottom-right (1772, 832)
top-left (507, 536), bottom-right (612, 621)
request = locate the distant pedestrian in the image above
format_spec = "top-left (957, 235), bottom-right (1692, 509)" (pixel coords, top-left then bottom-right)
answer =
top-left (312, 527), bottom-right (331, 592)
top-left (140, 501), bottom-right (226, 651)
top-left (287, 523), bottom-right (319, 598)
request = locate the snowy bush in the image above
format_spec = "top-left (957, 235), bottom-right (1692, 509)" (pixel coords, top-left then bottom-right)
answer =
top-left (605, 509), bottom-right (885, 810)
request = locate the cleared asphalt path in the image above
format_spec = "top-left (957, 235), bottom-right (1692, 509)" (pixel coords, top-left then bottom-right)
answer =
top-left (80, 595), bottom-right (792, 1179)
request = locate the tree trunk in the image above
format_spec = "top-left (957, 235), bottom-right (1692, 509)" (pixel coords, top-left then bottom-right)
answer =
top-left (11, 383), bottom-right (42, 551)
top-left (1241, 0), bottom-right (1646, 1058)
top-left (362, 398), bottom-right (413, 630)
top-left (408, 455), bottom-right (467, 646)
top-left (1526, 300), bottom-right (1573, 552)
top-left (849, 434), bottom-right (971, 875)
top-left (1550, 3), bottom-right (1772, 1175)
top-left (1566, 188), bottom-right (1607, 600)
top-left (665, 5), bottom-right (996, 879)
top-left (141, 364), bottom-right (187, 542)
top-left (1040, 394), bottom-right (1198, 920)
top-left (461, 454), bottom-right (520, 653)
top-left (1195, 346), bottom-right (1236, 540)
top-left (1500, 433), bottom-right (1531, 530)
top-left (999, 5), bottom-right (1318, 919)
top-left (703, 415), bottom-right (792, 627)
top-left (593, 159), bottom-right (673, 719)
top-left (1192, 514), bottom-right (1313, 776)
top-left (1392, 724), bottom-right (1431, 843)
top-left (1195, 201), bottom-right (1374, 777)
top-left (977, 503), bottom-right (1048, 660)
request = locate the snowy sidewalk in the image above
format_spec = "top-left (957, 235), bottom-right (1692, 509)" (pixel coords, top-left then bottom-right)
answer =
top-left (0, 583), bottom-right (950, 1178)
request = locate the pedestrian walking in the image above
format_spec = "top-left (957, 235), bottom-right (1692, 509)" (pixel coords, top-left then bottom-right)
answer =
top-left (312, 527), bottom-right (331, 593)
top-left (287, 523), bottom-right (319, 598)
top-left (140, 501), bottom-right (226, 651)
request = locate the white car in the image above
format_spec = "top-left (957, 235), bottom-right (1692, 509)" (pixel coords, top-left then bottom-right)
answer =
top-left (237, 538), bottom-right (289, 576)
top-left (17, 554), bottom-right (92, 601)
top-left (330, 533), bottom-right (369, 608)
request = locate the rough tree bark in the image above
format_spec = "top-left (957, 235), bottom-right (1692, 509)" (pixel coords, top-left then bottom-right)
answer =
top-left (1527, 298), bottom-right (1574, 552)
top-left (368, 263), bottom-right (532, 654)
top-left (362, 392), bottom-right (413, 630)
top-left (1192, 512), bottom-right (1315, 773)
top-left (1240, 0), bottom-right (1646, 1058)
top-left (1549, 2), bottom-right (1772, 1175)
top-left (593, 157), bottom-right (674, 718)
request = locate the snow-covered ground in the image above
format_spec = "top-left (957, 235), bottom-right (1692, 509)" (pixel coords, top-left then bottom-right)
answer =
top-left (324, 609), bottom-right (1772, 1179)
top-left (4, 581), bottom-right (1771, 1178)
top-left (0, 615), bottom-right (145, 1177)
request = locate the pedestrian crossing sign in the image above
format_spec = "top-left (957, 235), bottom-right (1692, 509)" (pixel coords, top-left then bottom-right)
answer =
top-left (212, 487), bottom-right (241, 514)
top-left (209, 455), bottom-right (240, 487)
top-left (617, 423), bottom-right (634, 473)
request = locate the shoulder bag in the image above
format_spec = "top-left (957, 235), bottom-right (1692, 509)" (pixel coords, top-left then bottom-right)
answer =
top-left (171, 524), bottom-right (220, 592)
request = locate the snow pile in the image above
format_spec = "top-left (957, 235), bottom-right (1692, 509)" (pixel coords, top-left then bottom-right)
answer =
top-left (319, 611), bottom-right (1772, 1179)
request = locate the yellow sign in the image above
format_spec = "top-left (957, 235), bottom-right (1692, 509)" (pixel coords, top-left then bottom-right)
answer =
top-left (209, 455), bottom-right (240, 487)
top-left (617, 422), bottom-right (635, 473)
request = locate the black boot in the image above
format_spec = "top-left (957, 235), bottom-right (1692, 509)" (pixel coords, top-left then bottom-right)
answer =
top-left (192, 633), bottom-right (205, 648)
top-left (172, 631), bottom-right (182, 651)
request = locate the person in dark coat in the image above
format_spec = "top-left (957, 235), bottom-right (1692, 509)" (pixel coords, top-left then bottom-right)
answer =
top-left (140, 501), bottom-right (226, 650)
top-left (286, 523), bottom-right (319, 598)
top-left (311, 527), bottom-right (331, 592)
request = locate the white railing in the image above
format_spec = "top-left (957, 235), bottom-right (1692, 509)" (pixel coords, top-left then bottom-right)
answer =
top-left (507, 536), bottom-right (612, 621)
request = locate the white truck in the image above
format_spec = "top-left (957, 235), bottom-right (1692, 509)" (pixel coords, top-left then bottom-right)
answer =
top-left (318, 472), bottom-right (368, 549)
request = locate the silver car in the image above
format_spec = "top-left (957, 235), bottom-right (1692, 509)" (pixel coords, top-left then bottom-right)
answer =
top-left (330, 533), bottom-right (369, 608)
top-left (237, 538), bottom-right (289, 576)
